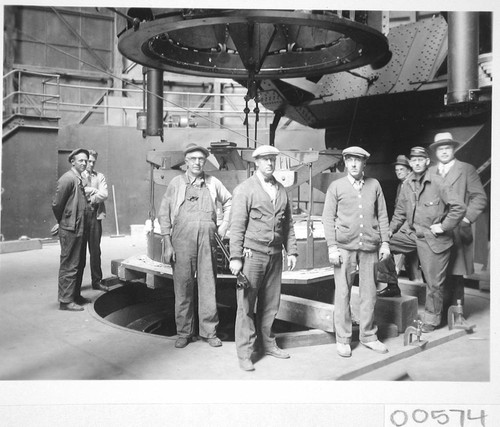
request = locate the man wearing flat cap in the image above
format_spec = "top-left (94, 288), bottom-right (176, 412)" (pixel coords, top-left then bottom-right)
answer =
top-left (388, 146), bottom-right (466, 332)
top-left (229, 144), bottom-right (298, 371)
top-left (429, 132), bottom-right (487, 317)
top-left (158, 143), bottom-right (232, 349)
top-left (377, 154), bottom-right (420, 297)
top-left (52, 148), bottom-right (91, 311)
top-left (322, 146), bottom-right (391, 357)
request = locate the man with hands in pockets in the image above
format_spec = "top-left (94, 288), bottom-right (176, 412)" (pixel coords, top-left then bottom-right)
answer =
top-left (322, 146), bottom-right (391, 358)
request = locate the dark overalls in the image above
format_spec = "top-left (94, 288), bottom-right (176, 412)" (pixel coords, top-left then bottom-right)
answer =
top-left (171, 183), bottom-right (219, 339)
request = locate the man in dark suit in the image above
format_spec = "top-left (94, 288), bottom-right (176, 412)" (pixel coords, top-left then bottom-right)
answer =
top-left (389, 146), bottom-right (466, 331)
top-left (229, 145), bottom-right (297, 371)
top-left (428, 132), bottom-right (487, 316)
top-left (52, 148), bottom-right (91, 311)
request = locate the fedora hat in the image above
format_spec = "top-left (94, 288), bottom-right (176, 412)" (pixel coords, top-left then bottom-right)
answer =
top-left (429, 132), bottom-right (460, 151)
top-left (393, 155), bottom-right (410, 167)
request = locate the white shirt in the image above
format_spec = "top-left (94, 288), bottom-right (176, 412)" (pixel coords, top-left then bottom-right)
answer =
top-left (438, 159), bottom-right (456, 177)
top-left (256, 170), bottom-right (278, 203)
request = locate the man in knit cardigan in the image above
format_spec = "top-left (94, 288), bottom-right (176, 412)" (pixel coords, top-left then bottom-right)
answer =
top-left (322, 146), bottom-right (391, 358)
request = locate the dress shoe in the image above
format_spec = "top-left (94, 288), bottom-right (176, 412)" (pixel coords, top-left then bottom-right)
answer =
top-left (92, 282), bottom-right (109, 292)
top-left (377, 285), bottom-right (401, 298)
top-left (175, 337), bottom-right (190, 348)
top-left (239, 358), bottom-right (255, 371)
top-left (75, 296), bottom-right (91, 305)
top-left (336, 342), bottom-right (352, 358)
top-left (204, 337), bottom-right (222, 347)
top-left (264, 346), bottom-right (290, 359)
top-left (421, 323), bottom-right (435, 333)
top-left (59, 302), bottom-right (84, 312)
top-left (361, 339), bottom-right (388, 354)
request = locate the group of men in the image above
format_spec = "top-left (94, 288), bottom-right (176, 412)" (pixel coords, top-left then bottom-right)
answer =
top-left (52, 148), bottom-right (108, 312)
top-left (54, 130), bottom-right (486, 372)
top-left (157, 131), bottom-right (486, 371)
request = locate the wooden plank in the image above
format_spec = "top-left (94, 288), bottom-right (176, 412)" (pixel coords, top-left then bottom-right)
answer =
top-left (276, 329), bottom-right (336, 349)
top-left (352, 288), bottom-right (418, 333)
top-left (277, 294), bottom-right (335, 332)
top-left (117, 265), bottom-right (145, 282)
top-left (0, 239), bottom-right (42, 254)
top-left (146, 273), bottom-right (168, 289)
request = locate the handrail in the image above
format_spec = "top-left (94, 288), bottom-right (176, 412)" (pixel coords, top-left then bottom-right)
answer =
top-left (3, 68), bottom-right (272, 128)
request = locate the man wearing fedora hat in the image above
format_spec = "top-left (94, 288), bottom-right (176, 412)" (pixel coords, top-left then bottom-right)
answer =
top-left (322, 146), bottom-right (391, 357)
top-left (429, 132), bottom-right (487, 316)
top-left (388, 146), bottom-right (466, 331)
top-left (229, 144), bottom-right (298, 371)
top-left (52, 148), bottom-right (91, 311)
top-left (158, 143), bottom-right (232, 349)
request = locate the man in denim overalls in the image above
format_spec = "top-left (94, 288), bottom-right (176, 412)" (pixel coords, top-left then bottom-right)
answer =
top-left (159, 144), bottom-right (232, 349)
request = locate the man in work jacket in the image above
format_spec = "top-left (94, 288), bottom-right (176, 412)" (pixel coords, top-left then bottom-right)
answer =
top-left (158, 144), bottom-right (232, 349)
top-left (52, 148), bottom-right (91, 311)
top-left (229, 145), bottom-right (298, 372)
top-left (389, 146), bottom-right (466, 332)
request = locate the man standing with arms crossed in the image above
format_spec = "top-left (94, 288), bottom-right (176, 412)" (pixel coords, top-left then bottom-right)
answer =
top-left (428, 132), bottom-right (487, 318)
top-left (52, 148), bottom-right (91, 311)
top-left (82, 149), bottom-right (108, 292)
top-left (229, 145), bottom-right (298, 372)
top-left (389, 146), bottom-right (466, 331)
top-left (159, 144), bottom-right (232, 349)
top-left (322, 146), bottom-right (391, 358)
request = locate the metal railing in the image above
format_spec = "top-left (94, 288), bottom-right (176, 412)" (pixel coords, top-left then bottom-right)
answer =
top-left (3, 69), bottom-right (60, 118)
top-left (3, 69), bottom-right (275, 129)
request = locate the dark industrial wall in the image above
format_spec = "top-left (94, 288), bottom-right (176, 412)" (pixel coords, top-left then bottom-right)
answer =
top-left (2, 127), bottom-right (58, 240)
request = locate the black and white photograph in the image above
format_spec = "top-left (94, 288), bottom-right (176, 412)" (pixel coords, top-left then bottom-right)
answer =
top-left (0, 2), bottom-right (498, 425)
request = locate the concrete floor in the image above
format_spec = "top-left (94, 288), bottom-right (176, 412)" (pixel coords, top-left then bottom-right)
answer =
top-left (0, 235), bottom-right (490, 382)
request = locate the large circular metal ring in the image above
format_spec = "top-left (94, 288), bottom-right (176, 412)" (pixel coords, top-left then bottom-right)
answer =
top-left (118, 9), bottom-right (390, 79)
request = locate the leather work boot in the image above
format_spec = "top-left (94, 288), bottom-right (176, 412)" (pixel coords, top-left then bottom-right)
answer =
top-left (264, 346), bottom-right (290, 359)
top-left (59, 302), bottom-right (84, 312)
top-left (175, 337), bottom-right (190, 348)
top-left (377, 284), bottom-right (401, 298)
top-left (361, 340), bottom-right (388, 354)
top-left (336, 342), bottom-right (352, 358)
top-left (421, 324), bottom-right (436, 333)
top-left (239, 358), bottom-right (255, 371)
top-left (92, 282), bottom-right (109, 292)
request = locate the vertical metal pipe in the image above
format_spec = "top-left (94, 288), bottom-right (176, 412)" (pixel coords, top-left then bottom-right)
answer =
top-left (446, 12), bottom-right (479, 105)
top-left (146, 68), bottom-right (164, 138)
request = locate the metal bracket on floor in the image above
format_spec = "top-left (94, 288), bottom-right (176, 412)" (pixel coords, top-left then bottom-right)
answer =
top-left (403, 320), bottom-right (427, 347)
top-left (448, 299), bottom-right (476, 332)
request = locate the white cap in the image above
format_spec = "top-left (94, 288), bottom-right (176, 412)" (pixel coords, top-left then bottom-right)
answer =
top-left (252, 145), bottom-right (280, 158)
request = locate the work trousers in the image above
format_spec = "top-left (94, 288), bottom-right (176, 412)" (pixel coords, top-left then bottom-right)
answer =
top-left (235, 250), bottom-right (283, 360)
top-left (58, 210), bottom-right (91, 303)
top-left (87, 210), bottom-right (102, 287)
top-left (389, 229), bottom-right (451, 326)
top-left (333, 249), bottom-right (378, 344)
top-left (171, 185), bottom-right (219, 339)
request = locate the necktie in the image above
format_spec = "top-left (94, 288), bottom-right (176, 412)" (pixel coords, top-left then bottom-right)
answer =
top-left (353, 180), bottom-right (362, 191)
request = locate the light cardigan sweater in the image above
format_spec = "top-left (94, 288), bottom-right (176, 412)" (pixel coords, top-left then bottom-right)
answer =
top-left (322, 175), bottom-right (390, 252)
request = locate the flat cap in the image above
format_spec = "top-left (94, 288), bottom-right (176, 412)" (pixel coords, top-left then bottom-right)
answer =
top-left (252, 145), bottom-right (280, 158)
top-left (429, 132), bottom-right (460, 151)
top-left (409, 146), bottom-right (429, 158)
top-left (342, 146), bottom-right (370, 159)
top-left (393, 154), bottom-right (410, 167)
top-left (183, 143), bottom-right (210, 157)
top-left (68, 148), bottom-right (89, 163)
